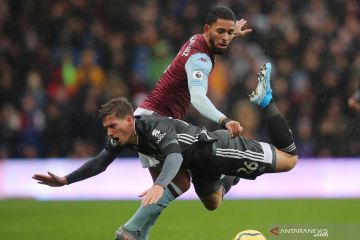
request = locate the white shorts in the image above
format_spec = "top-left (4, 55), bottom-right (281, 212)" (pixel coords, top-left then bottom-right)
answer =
top-left (134, 107), bottom-right (162, 168)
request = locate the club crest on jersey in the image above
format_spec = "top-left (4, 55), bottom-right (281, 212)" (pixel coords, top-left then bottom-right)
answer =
top-left (152, 129), bottom-right (166, 143)
top-left (192, 70), bottom-right (204, 80)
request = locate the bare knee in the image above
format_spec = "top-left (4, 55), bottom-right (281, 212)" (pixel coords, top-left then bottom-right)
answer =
top-left (203, 201), bottom-right (222, 211)
top-left (172, 169), bottom-right (191, 192)
top-left (149, 167), bottom-right (190, 194)
top-left (200, 190), bottom-right (223, 211)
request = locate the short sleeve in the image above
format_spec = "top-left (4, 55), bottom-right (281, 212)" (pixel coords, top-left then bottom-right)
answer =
top-left (185, 53), bottom-right (213, 90)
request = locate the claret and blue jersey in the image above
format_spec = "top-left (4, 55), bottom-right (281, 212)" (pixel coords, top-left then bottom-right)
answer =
top-left (140, 34), bottom-right (216, 119)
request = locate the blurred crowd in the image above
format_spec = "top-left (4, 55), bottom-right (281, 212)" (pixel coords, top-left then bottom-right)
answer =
top-left (0, 0), bottom-right (359, 159)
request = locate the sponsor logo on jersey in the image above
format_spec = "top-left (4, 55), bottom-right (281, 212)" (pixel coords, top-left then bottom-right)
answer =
top-left (152, 129), bottom-right (166, 144)
top-left (192, 70), bottom-right (204, 80)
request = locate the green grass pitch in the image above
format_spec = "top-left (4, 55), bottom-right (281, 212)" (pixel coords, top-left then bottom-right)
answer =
top-left (1, 199), bottom-right (359, 240)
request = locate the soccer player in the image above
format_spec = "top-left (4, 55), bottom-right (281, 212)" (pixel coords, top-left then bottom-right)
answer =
top-left (117, 5), bottom-right (251, 239)
top-left (33, 63), bottom-right (298, 240)
top-left (33, 6), bottom-right (249, 239)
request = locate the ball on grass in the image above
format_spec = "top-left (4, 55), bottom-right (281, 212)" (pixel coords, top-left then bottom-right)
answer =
top-left (233, 229), bottom-right (266, 240)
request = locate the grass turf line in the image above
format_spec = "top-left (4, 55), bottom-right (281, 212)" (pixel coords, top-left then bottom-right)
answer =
top-left (0, 199), bottom-right (359, 240)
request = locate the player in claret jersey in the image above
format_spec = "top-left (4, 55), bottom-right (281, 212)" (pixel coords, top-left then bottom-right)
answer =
top-left (125, 6), bottom-right (252, 240)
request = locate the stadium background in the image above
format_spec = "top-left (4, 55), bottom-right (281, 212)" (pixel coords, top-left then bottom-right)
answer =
top-left (0, 0), bottom-right (359, 239)
top-left (0, 0), bottom-right (359, 158)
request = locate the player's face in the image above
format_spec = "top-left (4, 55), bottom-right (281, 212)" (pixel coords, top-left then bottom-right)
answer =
top-left (103, 114), bottom-right (135, 146)
top-left (204, 19), bottom-right (236, 54)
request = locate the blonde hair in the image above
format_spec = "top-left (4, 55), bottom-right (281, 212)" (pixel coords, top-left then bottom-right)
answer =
top-left (99, 97), bottom-right (134, 120)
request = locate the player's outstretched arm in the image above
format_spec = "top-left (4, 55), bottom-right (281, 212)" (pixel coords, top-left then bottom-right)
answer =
top-left (234, 19), bottom-right (252, 37)
top-left (186, 55), bottom-right (243, 138)
top-left (189, 86), bottom-right (243, 138)
top-left (32, 149), bottom-right (117, 186)
top-left (32, 171), bottom-right (67, 187)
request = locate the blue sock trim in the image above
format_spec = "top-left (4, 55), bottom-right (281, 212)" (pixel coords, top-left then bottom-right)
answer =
top-left (260, 94), bottom-right (273, 108)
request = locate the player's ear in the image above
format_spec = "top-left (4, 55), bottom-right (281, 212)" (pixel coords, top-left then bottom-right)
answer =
top-left (204, 24), bottom-right (210, 37)
top-left (126, 115), bottom-right (133, 127)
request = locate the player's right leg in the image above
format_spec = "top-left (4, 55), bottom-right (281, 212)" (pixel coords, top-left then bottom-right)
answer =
top-left (249, 63), bottom-right (273, 108)
top-left (250, 63), bottom-right (298, 158)
top-left (120, 156), bottom-right (191, 240)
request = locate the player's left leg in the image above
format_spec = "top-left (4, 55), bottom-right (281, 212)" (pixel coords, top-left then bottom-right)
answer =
top-left (138, 167), bottom-right (190, 240)
top-left (115, 225), bottom-right (140, 240)
top-left (198, 189), bottom-right (223, 210)
top-left (196, 175), bottom-right (240, 210)
top-left (118, 187), bottom-right (175, 240)
top-left (121, 164), bottom-right (190, 240)
top-left (191, 173), bottom-right (229, 211)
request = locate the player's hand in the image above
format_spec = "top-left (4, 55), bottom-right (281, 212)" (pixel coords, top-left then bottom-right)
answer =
top-left (225, 120), bottom-right (243, 138)
top-left (348, 95), bottom-right (360, 111)
top-left (32, 171), bottom-right (68, 187)
top-left (234, 19), bottom-right (252, 37)
top-left (139, 184), bottom-right (164, 206)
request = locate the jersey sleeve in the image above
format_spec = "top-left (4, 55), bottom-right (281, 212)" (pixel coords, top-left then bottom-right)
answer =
top-left (137, 117), bottom-right (185, 188)
top-left (142, 117), bottom-right (184, 188)
top-left (185, 53), bottom-right (212, 90)
top-left (189, 86), bottom-right (226, 123)
top-left (185, 53), bottom-right (226, 123)
top-left (154, 152), bottom-right (183, 188)
top-left (65, 149), bottom-right (117, 184)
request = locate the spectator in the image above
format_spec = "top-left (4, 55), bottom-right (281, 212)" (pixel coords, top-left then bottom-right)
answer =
top-left (0, 0), bottom-right (359, 158)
